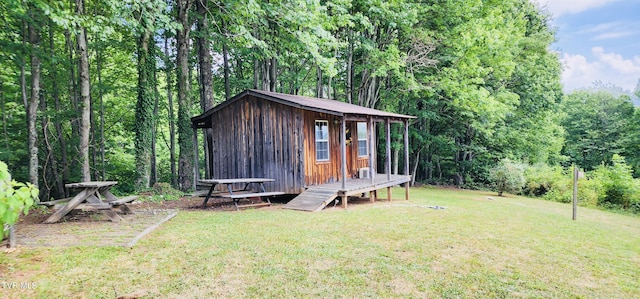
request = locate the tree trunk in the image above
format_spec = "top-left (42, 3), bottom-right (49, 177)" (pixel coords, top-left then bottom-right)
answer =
top-left (346, 30), bottom-right (353, 104)
top-left (196, 0), bottom-right (214, 179)
top-left (316, 66), bottom-right (323, 98)
top-left (27, 16), bottom-right (40, 188)
top-left (0, 77), bottom-right (8, 152)
top-left (269, 57), bottom-right (277, 92)
top-left (222, 18), bottom-right (231, 100)
top-left (135, 26), bottom-right (154, 190)
top-left (97, 48), bottom-right (105, 181)
top-left (48, 21), bottom-right (66, 197)
top-left (176, 0), bottom-right (194, 191)
top-left (76, 0), bottom-right (91, 181)
top-left (253, 58), bottom-right (260, 89)
top-left (411, 147), bottom-right (422, 186)
top-left (164, 36), bottom-right (177, 188)
top-left (151, 54), bottom-right (160, 185)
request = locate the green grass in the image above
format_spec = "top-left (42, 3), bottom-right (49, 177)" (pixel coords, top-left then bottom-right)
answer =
top-left (2, 187), bottom-right (639, 298)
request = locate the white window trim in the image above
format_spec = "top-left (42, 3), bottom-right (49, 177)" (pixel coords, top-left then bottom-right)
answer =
top-left (315, 120), bottom-right (330, 162)
top-left (357, 122), bottom-right (368, 157)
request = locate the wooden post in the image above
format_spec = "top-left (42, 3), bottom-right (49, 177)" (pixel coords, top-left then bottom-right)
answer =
top-left (368, 117), bottom-right (375, 185)
top-left (341, 117), bottom-right (347, 190)
top-left (8, 225), bottom-right (15, 248)
top-left (369, 191), bottom-right (375, 203)
top-left (341, 194), bottom-right (347, 209)
top-left (387, 187), bottom-right (392, 202)
top-left (404, 119), bottom-right (410, 200)
top-left (573, 166), bottom-right (578, 220)
top-left (385, 119), bottom-right (391, 181)
top-left (193, 127), bottom-right (199, 191)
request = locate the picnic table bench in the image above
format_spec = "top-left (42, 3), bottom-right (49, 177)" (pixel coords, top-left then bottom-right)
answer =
top-left (198, 178), bottom-right (285, 210)
top-left (41, 181), bottom-right (138, 224)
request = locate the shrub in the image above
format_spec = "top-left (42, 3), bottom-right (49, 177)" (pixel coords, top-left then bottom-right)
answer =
top-left (523, 163), bottom-right (564, 197)
top-left (591, 155), bottom-right (639, 209)
top-left (488, 159), bottom-right (525, 196)
top-left (0, 161), bottom-right (39, 237)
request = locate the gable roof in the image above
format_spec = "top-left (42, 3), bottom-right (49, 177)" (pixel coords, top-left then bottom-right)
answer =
top-left (192, 89), bottom-right (415, 128)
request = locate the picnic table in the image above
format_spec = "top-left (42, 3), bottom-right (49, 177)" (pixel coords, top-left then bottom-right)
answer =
top-left (199, 178), bottom-right (285, 210)
top-left (42, 181), bottom-right (138, 224)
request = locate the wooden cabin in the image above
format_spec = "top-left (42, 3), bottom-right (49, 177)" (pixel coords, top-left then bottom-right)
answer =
top-left (191, 89), bottom-right (415, 210)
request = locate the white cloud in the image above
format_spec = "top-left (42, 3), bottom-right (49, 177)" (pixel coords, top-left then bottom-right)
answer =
top-left (561, 48), bottom-right (640, 91)
top-left (593, 31), bottom-right (635, 40)
top-left (534, 0), bottom-right (619, 17)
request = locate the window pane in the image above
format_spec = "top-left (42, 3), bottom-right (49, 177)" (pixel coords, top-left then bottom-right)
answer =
top-left (358, 140), bottom-right (367, 156)
top-left (357, 122), bottom-right (367, 139)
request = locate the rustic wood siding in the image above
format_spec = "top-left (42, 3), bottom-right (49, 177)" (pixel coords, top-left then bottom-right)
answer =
top-left (303, 111), bottom-right (369, 186)
top-left (209, 95), bottom-right (305, 193)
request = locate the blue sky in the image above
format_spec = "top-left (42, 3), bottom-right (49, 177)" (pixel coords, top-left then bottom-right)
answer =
top-left (535, 0), bottom-right (640, 92)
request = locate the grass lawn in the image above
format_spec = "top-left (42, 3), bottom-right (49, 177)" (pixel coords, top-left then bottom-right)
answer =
top-left (2, 187), bottom-right (639, 298)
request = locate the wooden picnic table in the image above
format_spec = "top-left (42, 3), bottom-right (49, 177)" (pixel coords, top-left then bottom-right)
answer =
top-left (199, 178), bottom-right (284, 210)
top-left (42, 181), bottom-right (138, 224)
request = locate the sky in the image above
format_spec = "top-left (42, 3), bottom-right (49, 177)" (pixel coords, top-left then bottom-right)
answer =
top-left (535, 0), bottom-right (640, 93)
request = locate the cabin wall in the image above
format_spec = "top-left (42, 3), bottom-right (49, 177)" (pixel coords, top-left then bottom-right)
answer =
top-left (303, 111), bottom-right (370, 186)
top-left (209, 95), bottom-right (305, 193)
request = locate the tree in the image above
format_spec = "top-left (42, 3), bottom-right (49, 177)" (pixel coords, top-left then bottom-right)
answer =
top-left (76, 0), bottom-right (91, 181)
top-left (26, 4), bottom-right (41, 187)
top-left (132, 0), bottom-right (165, 190)
top-left (561, 90), bottom-right (635, 171)
top-left (175, 0), bottom-right (194, 191)
top-left (489, 159), bottom-right (525, 196)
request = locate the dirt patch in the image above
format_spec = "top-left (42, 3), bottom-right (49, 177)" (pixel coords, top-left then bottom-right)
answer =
top-left (5, 195), bottom-right (281, 248)
top-left (7, 209), bottom-right (177, 247)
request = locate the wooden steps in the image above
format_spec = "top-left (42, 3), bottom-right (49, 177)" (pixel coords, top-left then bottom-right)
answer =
top-left (283, 188), bottom-right (338, 212)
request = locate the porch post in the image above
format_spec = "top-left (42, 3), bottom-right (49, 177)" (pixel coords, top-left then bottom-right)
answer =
top-left (368, 117), bottom-right (375, 185)
top-left (404, 119), bottom-right (410, 200)
top-left (193, 127), bottom-right (199, 191)
top-left (385, 119), bottom-right (391, 181)
top-left (385, 119), bottom-right (392, 201)
top-left (341, 116), bottom-right (347, 191)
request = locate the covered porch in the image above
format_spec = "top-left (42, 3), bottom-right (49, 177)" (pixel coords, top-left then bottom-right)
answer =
top-left (284, 174), bottom-right (410, 211)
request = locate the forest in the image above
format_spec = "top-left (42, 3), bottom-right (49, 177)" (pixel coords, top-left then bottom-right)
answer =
top-left (1, 0), bottom-right (639, 211)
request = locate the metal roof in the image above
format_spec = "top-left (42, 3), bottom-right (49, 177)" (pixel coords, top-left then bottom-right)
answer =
top-left (191, 89), bottom-right (415, 128)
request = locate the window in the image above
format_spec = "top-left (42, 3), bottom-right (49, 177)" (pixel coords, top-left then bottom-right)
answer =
top-left (357, 122), bottom-right (367, 156)
top-left (315, 120), bottom-right (329, 161)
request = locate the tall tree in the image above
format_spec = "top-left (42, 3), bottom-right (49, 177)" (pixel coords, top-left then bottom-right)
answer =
top-left (133, 1), bottom-right (162, 190)
top-left (176, 0), bottom-right (194, 191)
top-left (561, 89), bottom-right (635, 171)
top-left (27, 5), bottom-right (41, 187)
top-left (76, 0), bottom-right (91, 181)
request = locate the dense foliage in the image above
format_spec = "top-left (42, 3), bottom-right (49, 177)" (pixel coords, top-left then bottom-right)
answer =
top-left (0, 0), bottom-right (638, 212)
top-left (0, 161), bottom-right (38, 236)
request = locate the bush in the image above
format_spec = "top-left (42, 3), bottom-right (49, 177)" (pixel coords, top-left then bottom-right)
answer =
top-left (0, 161), bottom-right (39, 237)
top-left (591, 155), bottom-right (639, 209)
top-left (488, 159), bottom-right (525, 196)
top-left (523, 163), bottom-right (564, 197)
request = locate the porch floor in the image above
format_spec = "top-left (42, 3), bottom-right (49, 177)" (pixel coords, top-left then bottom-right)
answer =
top-left (283, 174), bottom-right (411, 212)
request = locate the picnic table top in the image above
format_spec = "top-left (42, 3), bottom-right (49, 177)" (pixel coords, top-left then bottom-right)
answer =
top-left (65, 181), bottom-right (118, 188)
top-left (198, 178), bottom-right (275, 184)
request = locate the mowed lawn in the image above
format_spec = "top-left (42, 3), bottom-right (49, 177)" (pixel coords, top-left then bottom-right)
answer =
top-left (2, 187), bottom-right (639, 298)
